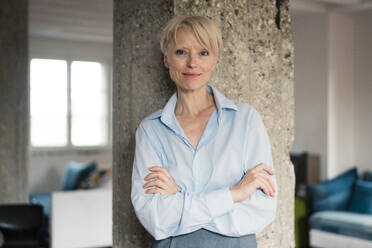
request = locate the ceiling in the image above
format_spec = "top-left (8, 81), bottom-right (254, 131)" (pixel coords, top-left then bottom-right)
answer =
top-left (29, 0), bottom-right (371, 43)
top-left (291, 0), bottom-right (372, 13)
top-left (29, 0), bottom-right (113, 43)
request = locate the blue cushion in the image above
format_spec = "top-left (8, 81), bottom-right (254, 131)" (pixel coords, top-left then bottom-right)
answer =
top-left (61, 161), bottom-right (97, 191)
top-left (348, 179), bottom-right (372, 214)
top-left (309, 211), bottom-right (372, 241)
top-left (29, 194), bottom-right (51, 235)
top-left (364, 171), bottom-right (372, 182)
top-left (308, 168), bottom-right (357, 212)
top-left (29, 193), bottom-right (51, 217)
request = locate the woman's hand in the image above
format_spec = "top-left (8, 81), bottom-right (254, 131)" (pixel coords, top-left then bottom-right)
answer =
top-left (230, 163), bottom-right (275, 202)
top-left (143, 166), bottom-right (179, 195)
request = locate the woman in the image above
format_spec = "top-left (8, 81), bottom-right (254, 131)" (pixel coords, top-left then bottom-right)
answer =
top-left (131, 15), bottom-right (277, 248)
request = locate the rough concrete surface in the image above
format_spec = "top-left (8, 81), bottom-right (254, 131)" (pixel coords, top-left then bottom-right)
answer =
top-left (113, 1), bottom-right (175, 247)
top-left (113, 0), bottom-right (294, 247)
top-left (0, 0), bottom-right (29, 204)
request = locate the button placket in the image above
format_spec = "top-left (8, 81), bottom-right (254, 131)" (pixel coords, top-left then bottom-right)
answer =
top-left (192, 150), bottom-right (199, 193)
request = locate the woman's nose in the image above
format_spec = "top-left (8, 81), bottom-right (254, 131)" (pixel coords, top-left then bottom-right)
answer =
top-left (187, 54), bottom-right (197, 68)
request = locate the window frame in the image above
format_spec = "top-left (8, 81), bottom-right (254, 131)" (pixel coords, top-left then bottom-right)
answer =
top-left (29, 56), bottom-right (112, 153)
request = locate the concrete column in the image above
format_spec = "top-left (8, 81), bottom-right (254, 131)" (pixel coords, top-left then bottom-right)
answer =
top-left (113, 0), bottom-right (294, 247)
top-left (0, 0), bottom-right (29, 203)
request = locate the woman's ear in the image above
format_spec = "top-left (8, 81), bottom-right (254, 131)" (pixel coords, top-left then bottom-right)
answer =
top-left (163, 55), bottom-right (169, 69)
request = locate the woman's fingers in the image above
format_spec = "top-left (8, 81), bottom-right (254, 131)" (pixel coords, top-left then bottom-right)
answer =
top-left (144, 166), bottom-right (179, 195)
top-left (253, 171), bottom-right (275, 196)
top-left (146, 166), bottom-right (176, 185)
top-left (149, 166), bottom-right (172, 178)
top-left (145, 187), bottom-right (167, 195)
top-left (261, 173), bottom-right (276, 193)
top-left (257, 176), bottom-right (274, 197)
top-left (257, 177), bottom-right (272, 196)
top-left (144, 171), bottom-right (169, 183)
top-left (244, 164), bottom-right (276, 196)
top-left (231, 163), bottom-right (276, 202)
top-left (253, 163), bottom-right (275, 175)
top-left (143, 178), bottom-right (167, 190)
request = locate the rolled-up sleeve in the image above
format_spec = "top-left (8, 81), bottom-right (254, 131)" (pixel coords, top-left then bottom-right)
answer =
top-left (131, 124), bottom-right (183, 239)
top-left (227, 109), bottom-right (277, 235)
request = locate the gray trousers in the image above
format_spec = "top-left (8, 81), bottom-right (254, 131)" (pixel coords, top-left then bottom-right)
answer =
top-left (152, 229), bottom-right (257, 248)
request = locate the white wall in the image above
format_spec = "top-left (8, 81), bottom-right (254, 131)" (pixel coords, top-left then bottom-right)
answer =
top-left (30, 150), bottom-right (112, 194)
top-left (29, 36), bottom-right (113, 63)
top-left (327, 13), bottom-right (355, 178)
top-left (29, 37), bottom-right (113, 194)
top-left (291, 12), bottom-right (329, 180)
top-left (353, 10), bottom-right (372, 175)
top-left (291, 9), bottom-right (372, 180)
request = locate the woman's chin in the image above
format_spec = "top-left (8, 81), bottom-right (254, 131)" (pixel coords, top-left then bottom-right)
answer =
top-left (175, 80), bottom-right (208, 92)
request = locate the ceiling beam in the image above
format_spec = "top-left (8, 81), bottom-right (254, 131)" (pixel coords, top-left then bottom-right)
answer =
top-left (290, 0), bottom-right (327, 13)
top-left (291, 0), bottom-right (372, 13)
top-left (315, 0), bottom-right (361, 5)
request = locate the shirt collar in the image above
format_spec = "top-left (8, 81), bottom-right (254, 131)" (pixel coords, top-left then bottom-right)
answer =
top-left (207, 84), bottom-right (238, 113)
top-left (154, 84), bottom-right (238, 128)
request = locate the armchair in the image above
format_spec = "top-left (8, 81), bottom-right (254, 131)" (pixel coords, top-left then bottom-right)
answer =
top-left (0, 204), bottom-right (43, 247)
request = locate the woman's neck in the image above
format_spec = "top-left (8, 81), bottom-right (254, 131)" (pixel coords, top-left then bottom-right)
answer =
top-left (175, 86), bottom-right (216, 117)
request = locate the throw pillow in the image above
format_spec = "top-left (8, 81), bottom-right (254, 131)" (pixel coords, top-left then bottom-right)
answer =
top-left (348, 179), bottom-right (372, 214)
top-left (364, 171), bottom-right (372, 182)
top-left (61, 161), bottom-right (97, 191)
top-left (79, 169), bottom-right (112, 189)
top-left (308, 167), bottom-right (357, 212)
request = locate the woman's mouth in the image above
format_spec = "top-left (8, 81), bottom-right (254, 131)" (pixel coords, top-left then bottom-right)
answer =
top-left (183, 73), bottom-right (201, 78)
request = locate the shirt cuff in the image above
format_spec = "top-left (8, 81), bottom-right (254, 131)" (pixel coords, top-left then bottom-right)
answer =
top-left (204, 187), bottom-right (234, 218)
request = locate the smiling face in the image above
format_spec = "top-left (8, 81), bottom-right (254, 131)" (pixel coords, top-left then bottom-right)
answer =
top-left (164, 27), bottom-right (218, 92)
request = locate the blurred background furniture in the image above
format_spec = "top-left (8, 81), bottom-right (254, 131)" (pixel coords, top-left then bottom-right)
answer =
top-left (29, 161), bottom-right (98, 247)
top-left (308, 168), bottom-right (372, 248)
top-left (291, 152), bottom-right (320, 248)
top-left (51, 188), bottom-right (112, 248)
top-left (0, 229), bottom-right (4, 246)
top-left (0, 204), bottom-right (44, 247)
top-left (291, 152), bottom-right (320, 198)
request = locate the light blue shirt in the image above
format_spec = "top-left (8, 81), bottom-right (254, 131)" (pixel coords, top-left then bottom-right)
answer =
top-left (131, 85), bottom-right (277, 240)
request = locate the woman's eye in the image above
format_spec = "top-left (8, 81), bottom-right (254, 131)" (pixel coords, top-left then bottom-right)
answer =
top-left (200, 50), bottom-right (209, 56)
top-left (175, 49), bottom-right (185, 55)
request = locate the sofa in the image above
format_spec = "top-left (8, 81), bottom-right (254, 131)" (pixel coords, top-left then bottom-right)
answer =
top-left (29, 161), bottom-right (110, 246)
top-left (307, 168), bottom-right (372, 248)
top-left (51, 187), bottom-right (112, 248)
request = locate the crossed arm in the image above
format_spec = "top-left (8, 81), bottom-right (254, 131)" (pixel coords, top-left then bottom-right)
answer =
top-left (144, 164), bottom-right (275, 202)
top-left (131, 111), bottom-right (277, 240)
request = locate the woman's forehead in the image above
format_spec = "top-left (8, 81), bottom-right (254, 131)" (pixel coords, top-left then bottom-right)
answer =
top-left (171, 28), bottom-right (207, 49)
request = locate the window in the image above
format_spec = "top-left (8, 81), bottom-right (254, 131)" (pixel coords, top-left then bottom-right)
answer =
top-left (30, 58), bottom-right (110, 148)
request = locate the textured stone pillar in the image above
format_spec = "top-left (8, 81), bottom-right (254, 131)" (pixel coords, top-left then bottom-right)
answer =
top-left (113, 0), bottom-right (294, 247)
top-left (0, 0), bottom-right (29, 203)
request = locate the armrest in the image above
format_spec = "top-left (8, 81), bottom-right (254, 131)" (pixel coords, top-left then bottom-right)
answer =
top-left (0, 229), bottom-right (4, 246)
top-left (51, 189), bottom-right (112, 248)
top-left (0, 204), bottom-right (43, 231)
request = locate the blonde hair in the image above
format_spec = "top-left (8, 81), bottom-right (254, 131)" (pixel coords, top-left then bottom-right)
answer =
top-left (160, 15), bottom-right (222, 56)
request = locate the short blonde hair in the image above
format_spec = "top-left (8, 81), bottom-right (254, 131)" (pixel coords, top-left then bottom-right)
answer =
top-left (160, 15), bottom-right (222, 56)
